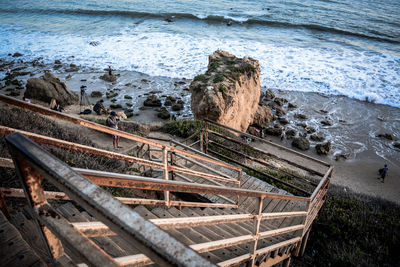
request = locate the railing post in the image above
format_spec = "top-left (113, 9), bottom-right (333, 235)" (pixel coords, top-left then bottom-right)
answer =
top-left (200, 129), bottom-right (204, 152)
top-left (170, 152), bottom-right (176, 181)
top-left (10, 157), bottom-right (64, 264)
top-left (236, 169), bottom-right (242, 206)
top-left (162, 147), bottom-right (170, 207)
top-left (205, 121), bottom-right (209, 154)
top-left (250, 196), bottom-right (264, 267)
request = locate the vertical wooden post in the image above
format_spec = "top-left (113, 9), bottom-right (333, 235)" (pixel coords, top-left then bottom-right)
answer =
top-left (148, 144), bottom-right (153, 176)
top-left (0, 189), bottom-right (10, 218)
top-left (162, 147), bottom-right (170, 207)
top-left (170, 152), bottom-right (176, 181)
top-left (299, 227), bottom-right (311, 256)
top-left (200, 130), bottom-right (204, 152)
top-left (236, 169), bottom-right (242, 206)
top-left (250, 196), bottom-right (264, 267)
top-left (205, 121), bottom-right (209, 154)
top-left (11, 157), bottom-right (64, 263)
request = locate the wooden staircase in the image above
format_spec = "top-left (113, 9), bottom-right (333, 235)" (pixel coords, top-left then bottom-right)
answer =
top-left (0, 94), bottom-right (333, 266)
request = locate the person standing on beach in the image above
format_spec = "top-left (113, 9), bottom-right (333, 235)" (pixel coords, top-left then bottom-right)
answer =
top-left (108, 65), bottom-right (112, 76)
top-left (378, 164), bottom-right (388, 183)
top-left (106, 111), bottom-right (121, 149)
top-left (280, 128), bottom-right (286, 141)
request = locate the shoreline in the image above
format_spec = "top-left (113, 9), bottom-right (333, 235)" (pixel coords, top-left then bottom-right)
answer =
top-left (1, 57), bottom-right (399, 204)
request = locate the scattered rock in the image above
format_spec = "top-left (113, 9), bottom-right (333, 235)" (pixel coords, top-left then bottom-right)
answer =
top-left (305, 126), bottom-right (316, 134)
top-left (110, 98), bottom-right (117, 103)
top-left (106, 92), bottom-right (118, 99)
top-left (126, 103), bottom-right (133, 107)
top-left (141, 79), bottom-right (149, 83)
top-left (157, 107), bottom-right (171, 119)
top-left (393, 142), bottom-right (400, 149)
top-left (265, 127), bottom-right (282, 136)
top-left (316, 141), bottom-right (331, 155)
top-left (65, 64), bottom-right (80, 72)
top-left (310, 134), bottom-right (325, 142)
top-left (335, 153), bottom-right (350, 161)
top-left (294, 113), bottom-right (307, 120)
top-left (124, 95), bottom-right (132, 99)
top-left (166, 95), bottom-right (177, 103)
top-left (319, 109), bottom-right (328, 114)
top-left (376, 133), bottom-right (397, 141)
top-left (139, 106), bottom-right (148, 111)
top-left (274, 97), bottom-right (287, 106)
top-left (100, 74), bottom-right (117, 82)
top-left (89, 41), bottom-right (100, 46)
top-left (164, 100), bottom-right (173, 106)
top-left (292, 137), bottom-right (310, 151)
top-left (144, 95), bottom-right (162, 107)
top-left (110, 104), bottom-right (122, 109)
top-left (24, 71), bottom-right (78, 106)
top-left (275, 107), bottom-right (286, 117)
top-left (90, 91), bottom-right (102, 98)
top-left (116, 111), bottom-right (127, 120)
top-left (123, 110), bottom-right (133, 118)
top-left (288, 103), bottom-right (297, 109)
top-left (172, 102), bottom-right (184, 111)
top-left (12, 52), bottom-right (23, 57)
top-left (321, 120), bottom-right (333, 126)
top-left (54, 59), bottom-right (61, 64)
top-left (265, 89), bottom-right (275, 100)
top-left (278, 117), bottom-right (289, 125)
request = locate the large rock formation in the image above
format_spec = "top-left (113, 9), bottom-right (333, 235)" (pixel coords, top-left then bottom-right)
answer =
top-left (24, 71), bottom-right (78, 106)
top-left (190, 50), bottom-right (270, 132)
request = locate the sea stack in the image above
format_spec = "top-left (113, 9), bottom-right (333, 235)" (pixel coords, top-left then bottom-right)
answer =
top-left (190, 50), bottom-right (265, 132)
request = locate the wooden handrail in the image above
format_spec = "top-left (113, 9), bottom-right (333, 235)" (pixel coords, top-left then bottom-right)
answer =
top-left (0, 94), bottom-right (237, 172)
top-left (204, 118), bottom-right (330, 167)
top-left (310, 166), bottom-right (333, 201)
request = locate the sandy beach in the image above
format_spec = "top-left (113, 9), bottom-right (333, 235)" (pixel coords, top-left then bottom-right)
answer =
top-left (1, 57), bottom-right (399, 204)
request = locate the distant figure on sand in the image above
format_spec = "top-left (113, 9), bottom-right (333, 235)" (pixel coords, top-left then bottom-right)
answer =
top-left (106, 111), bottom-right (121, 149)
top-left (93, 99), bottom-right (105, 115)
top-left (280, 128), bottom-right (286, 141)
top-left (378, 164), bottom-right (388, 183)
top-left (23, 97), bottom-right (31, 103)
top-left (49, 99), bottom-right (63, 112)
top-left (108, 65), bottom-right (112, 76)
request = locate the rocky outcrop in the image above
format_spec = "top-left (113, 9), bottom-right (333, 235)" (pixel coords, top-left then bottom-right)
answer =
top-left (24, 71), bottom-right (78, 106)
top-left (190, 50), bottom-right (265, 132)
top-left (144, 95), bottom-right (161, 107)
top-left (100, 73), bottom-right (117, 82)
top-left (252, 105), bottom-right (273, 128)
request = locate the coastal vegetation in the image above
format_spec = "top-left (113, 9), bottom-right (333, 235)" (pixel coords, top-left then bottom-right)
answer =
top-left (293, 184), bottom-right (400, 267)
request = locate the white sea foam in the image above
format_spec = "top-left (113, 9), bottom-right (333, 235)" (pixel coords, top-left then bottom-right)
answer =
top-left (1, 25), bottom-right (399, 108)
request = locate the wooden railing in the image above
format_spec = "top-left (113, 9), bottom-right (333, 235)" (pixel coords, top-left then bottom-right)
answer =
top-left (2, 132), bottom-right (309, 266)
top-left (0, 94), bottom-right (333, 266)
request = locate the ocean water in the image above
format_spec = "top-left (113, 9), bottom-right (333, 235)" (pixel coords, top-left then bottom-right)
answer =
top-left (0, 0), bottom-right (399, 107)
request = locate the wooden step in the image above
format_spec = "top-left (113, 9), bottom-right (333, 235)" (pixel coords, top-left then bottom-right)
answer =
top-left (0, 210), bottom-right (46, 267)
top-left (149, 207), bottom-right (224, 263)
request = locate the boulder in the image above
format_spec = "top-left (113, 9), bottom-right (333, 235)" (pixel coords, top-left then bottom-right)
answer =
top-left (316, 141), bottom-right (331, 155)
top-left (172, 103), bottom-right (184, 111)
top-left (90, 91), bottom-right (102, 97)
top-left (100, 73), bottom-right (117, 82)
top-left (24, 71), bottom-right (78, 106)
top-left (376, 133), bottom-right (397, 141)
top-left (278, 117), bottom-right (289, 125)
top-left (12, 52), bottom-right (23, 57)
top-left (310, 134), bottom-right (325, 142)
top-left (294, 113), bottom-right (307, 120)
top-left (265, 127), bottom-right (282, 136)
top-left (144, 95), bottom-right (162, 107)
top-left (321, 120), bottom-right (333, 126)
top-left (394, 142), bottom-right (400, 149)
top-left (274, 97), bottom-right (287, 106)
top-left (288, 103), bottom-right (297, 109)
top-left (335, 153), bottom-right (350, 161)
top-left (275, 107), bottom-right (286, 117)
top-left (292, 137), bottom-right (310, 151)
top-left (252, 105), bottom-right (273, 127)
top-left (157, 107), bottom-right (171, 120)
top-left (190, 50), bottom-right (261, 132)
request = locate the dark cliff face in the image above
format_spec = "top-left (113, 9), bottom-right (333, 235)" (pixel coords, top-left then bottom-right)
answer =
top-left (189, 50), bottom-right (266, 132)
